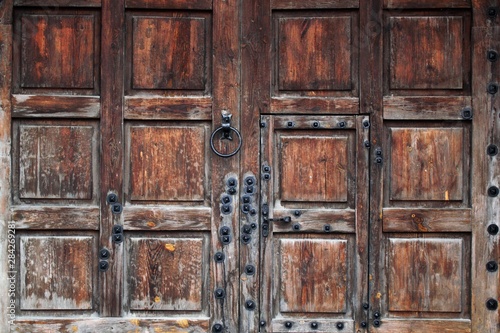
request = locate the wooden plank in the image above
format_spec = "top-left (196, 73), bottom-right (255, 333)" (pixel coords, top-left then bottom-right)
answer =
top-left (272, 115), bottom-right (357, 129)
top-left (124, 96), bottom-right (211, 120)
top-left (384, 0), bottom-right (471, 8)
top-left (272, 0), bottom-right (359, 9)
top-left (272, 209), bottom-right (356, 233)
top-left (271, 97), bottom-right (359, 114)
top-left (13, 206), bottom-right (100, 230)
top-left (100, 0), bottom-right (124, 317)
top-left (13, 318), bottom-right (210, 332)
top-left (12, 95), bottom-right (100, 118)
top-left (125, 0), bottom-right (212, 9)
top-left (123, 206), bottom-right (211, 230)
top-left (0, 10), bottom-right (13, 331)
top-left (383, 96), bottom-right (471, 120)
top-left (271, 319), bottom-right (355, 332)
top-left (383, 208), bottom-right (471, 232)
top-left (371, 319), bottom-right (471, 333)
top-left (15, 0), bottom-right (101, 6)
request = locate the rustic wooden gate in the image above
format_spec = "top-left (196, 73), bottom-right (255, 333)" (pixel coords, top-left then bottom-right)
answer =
top-left (0, 0), bottom-right (498, 332)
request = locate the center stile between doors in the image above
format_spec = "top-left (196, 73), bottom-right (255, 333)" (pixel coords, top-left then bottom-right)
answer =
top-left (0, 0), bottom-right (498, 332)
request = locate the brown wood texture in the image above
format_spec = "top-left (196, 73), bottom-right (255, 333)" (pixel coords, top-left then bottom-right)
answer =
top-left (15, 0), bottom-right (101, 6)
top-left (279, 238), bottom-right (348, 313)
top-left (271, 0), bottom-right (359, 9)
top-left (372, 319), bottom-right (471, 333)
top-left (126, 236), bottom-right (206, 311)
top-left (384, 0), bottom-right (471, 8)
top-left (13, 206), bottom-right (100, 230)
top-left (131, 16), bottom-right (206, 90)
top-left (12, 95), bottom-right (100, 118)
top-left (99, 0), bottom-right (124, 317)
top-left (124, 96), bottom-right (211, 120)
top-left (20, 236), bottom-right (95, 310)
top-left (271, 97), bottom-right (359, 114)
top-left (123, 206), bottom-right (211, 230)
top-left (383, 208), bottom-right (471, 232)
top-left (125, 0), bottom-right (212, 9)
top-left (383, 96), bottom-right (472, 120)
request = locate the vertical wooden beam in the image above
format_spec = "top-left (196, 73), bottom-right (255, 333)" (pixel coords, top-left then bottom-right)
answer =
top-left (211, 0), bottom-right (240, 331)
top-left (100, 0), bottom-right (124, 317)
top-left (241, 0), bottom-right (270, 331)
top-left (471, 1), bottom-right (499, 331)
top-left (0, 1), bottom-right (14, 331)
top-left (363, 0), bottom-right (384, 329)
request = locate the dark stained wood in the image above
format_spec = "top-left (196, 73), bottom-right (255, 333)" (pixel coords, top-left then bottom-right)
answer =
top-left (125, 0), bottom-right (212, 9)
top-left (389, 127), bottom-right (464, 201)
top-left (131, 16), bottom-right (206, 90)
top-left (18, 125), bottom-right (94, 199)
top-left (123, 206), bottom-right (211, 230)
top-left (279, 238), bottom-right (348, 313)
top-left (15, 0), bottom-right (101, 6)
top-left (13, 318), bottom-right (210, 332)
top-left (12, 95), bottom-right (100, 118)
top-left (128, 125), bottom-right (205, 201)
top-left (13, 206), bottom-right (100, 230)
top-left (272, 209), bottom-right (355, 233)
top-left (272, 0), bottom-right (359, 9)
top-left (280, 135), bottom-right (348, 202)
top-left (273, 115), bottom-right (357, 129)
top-left (384, 0), bottom-right (471, 8)
top-left (271, 97), bottom-right (359, 114)
top-left (389, 16), bottom-right (464, 90)
top-left (388, 238), bottom-right (463, 312)
top-left (20, 14), bottom-right (95, 89)
top-left (278, 16), bottom-right (352, 91)
top-left (99, 0), bottom-right (124, 317)
top-left (124, 96), bottom-right (211, 120)
top-left (20, 236), bottom-right (95, 310)
top-left (383, 208), bottom-right (471, 232)
top-left (126, 236), bottom-right (205, 311)
top-left (383, 96), bottom-right (472, 120)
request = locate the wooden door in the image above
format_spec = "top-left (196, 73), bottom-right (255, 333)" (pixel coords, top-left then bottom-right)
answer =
top-left (2, 0), bottom-right (242, 331)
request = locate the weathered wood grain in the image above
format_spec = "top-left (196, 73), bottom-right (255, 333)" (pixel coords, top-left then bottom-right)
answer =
top-left (272, 209), bottom-right (355, 233)
top-left (383, 208), bottom-right (471, 232)
top-left (12, 95), bottom-right (100, 118)
top-left (271, 97), bottom-right (359, 114)
top-left (384, 0), bottom-right (471, 8)
top-left (123, 206), bottom-right (211, 230)
top-left (125, 0), bottom-right (212, 9)
top-left (272, 0), bottom-right (359, 9)
top-left (371, 319), bottom-right (471, 333)
top-left (15, 0), bottom-right (101, 6)
top-left (383, 96), bottom-right (472, 120)
top-left (124, 96), bottom-right (211, 120)
top-left (13, 206), bottom-right (99, 230)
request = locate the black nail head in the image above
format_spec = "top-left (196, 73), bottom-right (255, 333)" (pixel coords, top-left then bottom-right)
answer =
top-left (488, 50), bottom-right (498, 62)
top-left (263, 173), bottom-right (271, 180)
top-left (260, 321), bottom-right (266, 327)
top-left (324, 224), bottom-right (331, 232)
top-left (294, 210), bottom-right (301, 217)
top-left (363, 302), bottom-right (369, 310)
top-left (245, 265), bottom-right (255, 275)
top-left (336, 322), bottom-right (344, 330)
top-left (312, 121), bottom-right (320, 128)
top-left (214, 288), bottom-right (225, 299)
top-left (488, 186), bottom-right (499, 197)
top-left (373, 311), bottom-right (380, 318)
top-left (338, 121), bottom-right (346, 128)
top-left (287, 121), bottom-right (294, 128)
top-left (250, 222), bottom-right (257, 229)
top-left (488, 224), bottom-right (499, 235)
top-left (212, 324), bottom-right (223, 332)
top-left (260, 122), bottom-right (266, 128)
top-left (487, 261), bottom-right (498, 272)
top-left (214, 252), bottom-right (225, 263)
top-left (363, 120), bottom-right (370, 128)
top-left (361, 322), bottom-right (367, 328)
top-left (106, 193), bottom-right (118, 204)
top-left (488, 7), bottom-right (498, 18)
top-left (373, 319), bottom-right (381, 327)
top-left (488, 83), bottom-right (498, 95)
top-left (487, 144), bottom-right (498, 156)
top-left (245, 300), bottom-right (256, 310)
top-left (461, 108), bottom-right (472, 120)
top-left (486, 298), bottom-right (498, 310)
top-left (284, 321), bottom-right (293, 329)
top-left (364, 140), bottom-right (371, 148)
top-left (293, 224), bottom-right (300, 231)
top-left (310, 322), bottom-right (319, 329)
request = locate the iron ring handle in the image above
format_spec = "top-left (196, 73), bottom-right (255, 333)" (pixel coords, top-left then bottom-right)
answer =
top-left (210, 126), bottom-right (242, 158)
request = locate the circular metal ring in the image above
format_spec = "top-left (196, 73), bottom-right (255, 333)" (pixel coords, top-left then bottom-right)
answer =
top-left (210, 126), bottom-right (242, 158)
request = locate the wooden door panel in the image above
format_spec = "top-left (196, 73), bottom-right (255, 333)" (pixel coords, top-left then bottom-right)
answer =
top-left (261, 115), bottom-right (369, 332)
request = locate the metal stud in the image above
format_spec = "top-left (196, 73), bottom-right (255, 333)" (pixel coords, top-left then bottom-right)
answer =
top-left (488, 7), bottom-right (498, 18)
top-left (98, 260), bottom-right (109, 272)
top-left (222, 195), bottom-right (232, 204)
top-left (220, 226), bottom-right (231, 236)
top-left (324, 224), bottom-right (331, 232)
top-left (488, 83), bottom-right (498, 95)
top-left (310, 322), bottom-right (319, 329)
top-left (245, 299), bottom-right (256, 310)
top-left (360, 322), bottom-right (367, 328)
top-left (487, 224), bottom-right (499, 235)
top-left (312, 121), bottom-right (320, 128)
top-left (338, 121), bottom-right (346, 128)
top-left (336, 322), bottom-right (344, 330)
top-left (221, 204), bottom-right (232, 215)
top-left (284, 321), bottom-right (293, 329)
top-left (245, 265), bottom-right (256, 275)
top-left (260, 121), bottom-right (267, 128)
top-left (294, 210), bottom-right (301, 217)
top-left (461, 107), bottom-right (472, 120)
top-left (111, 203), bottom-right (123, 214)
top-left (363, 120), bottom-right (370, 128)
top-left (373, 312), bottom-right (380, 318)
top-left (106, 193), bottom-right (118, 204)
top-left (373, 319), bottom-right (381, 327)
top-left (488, 186), bottom-right (499, 197)
top-left (241, 234), bottom-right (252, 244)
top-left (488, 50), bottom-right (498, 62)
top-left (287, 121), bottom-right (295, 128)
top-left (363, 303), bottom-right (370, 310)
top-left (214, 288), bottom-right (225, 299)
top-left (227, 178), bottom-right (237, 187)
top-left (112, 234), bottom-right (123, 243)
top-left (260, 320), bottom-right (266, 327)
top-left (99, 248), bottom-right (110, 260)
top-left (487, 144), bottom-right (498, 156)
top-left (487, 261), bottom-right (498, 272)
top-left (214, 252), bottom-right (225, 263)
top-left (112, 225), bottom-right (123, 234)
top-left (364, 140), bottom-right (371, 148)
top-left (212, 324), bottom-right (223, 332)
top-left (293, 224), bottom-right (300, 231)
top-left (486, 298), bottom-right (498, 310)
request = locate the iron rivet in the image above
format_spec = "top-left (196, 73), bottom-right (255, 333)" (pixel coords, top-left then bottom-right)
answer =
top-left (112, 203), bottom-right (123, 214)
top-left (113, 234), bottom-right (123, 243)
top-left (112, 225), bottom-right (123, 234)
top-left (287, 121), bottom-right (294, 128)
top-left (245, 265), bottom-right (255, 275)
top-left (214, 252), bottom-right (225, 263)
top-left (98, 260), bottom-right (109, 272)
top-left (488, 83), bottom-right (498, 95)
top-left (486, 298), bottom-right (498, 310)
top-left (263, 173), bottom-right (271, 180)
top-left (260, 320), bottom-right (266, 327)
top-left (220, 226), bottom-right (231, 236)
top-left (294, 210), bottom-right (301, 217)
top-left (242, 204), bottom-right (250, 213)
top-left (221, 236), bottom-right (231, 244)
top-left (461, 108), bottom-right (472, 120)
top-left (227, 187), bottom-right (237, 195)
top-left (312, 121), bottom-right (320, 128)
top-left (487, 261), bottom-right (498, 272)
top-left (338, 121), bottom-right (346, 128)
top-left (245, 177), bottom-right (255, 186)
top-left (361, 322), bottom-right (367, 328)
top-left (488, 186), bottom-right (499, 197)
top-left (212, 324), bottom-right (223, 332)
top-left (363, 302), bottom-right (369, 310)
top-left (488, 224), bottom-right (499, 235)
top-left (250, 209), bottom-right (257, 216)
top-left (260, 122), bottom-right (266, 128)
top-left (242, 235), bottom-right (252, 244)
top-left (222, 195), bottom-right (231, 204)
top-left (227, 178), bottom-right (237, 187)
top-left (106, 193), bottom-right (118, 204)
top-left (487, 144), bottom-right (498, 156)
top-left (245, 300), bottom-right (256, 310)
top-left (222, 205), bottom-right (232, 214)
top-left (488, 50), bottom-right (498, 62)
top-left (283, 216), bottom-right (292, 223)
top-left (284, 321), bottom-right (293, 329)
top-left (373, 319), bottom-right (381, 327)
top-left (99, 248), bottom-right (110, 259)
top-left (373, 312), bottom-right (380, 318)
top-left (310, 322), bottom-right (319, 329)
top-left (293, 224), bottom-right (300, 231)
top-left (364, 140), bottom-right (371, 148)
top-left (246, 186), bottom-right (254, 194)
top-left (250, 222), bottom-right (257, 229)
top-left (242, 224), bottom-right (252, 234)
top-left (363, 120), bottom-right (370, 128)
top-left (336, 322), bottom-right (344, 330)
top-left (242, 195), bottom-right (251, 204)
top-left (214, 288), bottom-right (225, 299)
top-left (488, 7), bottom-right (498, 18)
top-left (375, 157), bottom-right (383, 164)
top-left (263, 166), bottom-right (271, 172)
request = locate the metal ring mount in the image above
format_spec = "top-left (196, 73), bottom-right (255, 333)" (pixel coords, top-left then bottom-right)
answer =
top-left (210, 126), bottom-right (242, 158)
